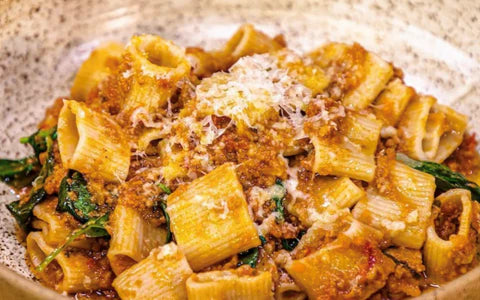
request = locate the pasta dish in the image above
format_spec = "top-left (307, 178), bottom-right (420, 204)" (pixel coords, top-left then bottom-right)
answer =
top-left (2, 24), bottom-right (480, 300)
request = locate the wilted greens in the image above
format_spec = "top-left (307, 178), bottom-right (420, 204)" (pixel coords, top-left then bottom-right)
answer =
top-left (272, 179), bottom-right (286, 223)
top-left (397, 153), bottom-right (480, 200)
top-left (20, 127), bottom-right (57, 158)
top-left (36, 213), bottom-right (110, 272)
top-left (238, 235), bottom-right (266, 268)
top-left (5, 128), bottom-right (57, 229)
top-left (0, 157), bottom-right (40, 189)
top-left (57, 171), bottom-right (97, 223)
top-left (281, 230), bottom-right (306, 251)
top-left (155, 182), bottom-right (172, 243)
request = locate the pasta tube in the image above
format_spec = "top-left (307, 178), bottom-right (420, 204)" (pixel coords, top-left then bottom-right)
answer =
top-left (353, 161), bottom-right (435, 249)
top-left (285, 238), bottom-right (394, 300)
top-left (398, 96), bottom-right (468, 162)
top-left (122, 35), bottom-right (191, 113)
top-left (186, 270), bottom-right (273, 300)
top-left (424, 189), bottom-right (475, 282)
top-left (107, 205), bottom-right (167, 275)
top-left (374, 78), bottom-right (414, 126)
top-left (27, 232), bottom-right (112, 293)
top-left (167, 163), bottom-right (260, 271)
top-left (71, 42), bottom-right (124, 101)
top-left (112, 243), bottom-right (193, 300)
top-left (57, 100), bottom-right (131, 182)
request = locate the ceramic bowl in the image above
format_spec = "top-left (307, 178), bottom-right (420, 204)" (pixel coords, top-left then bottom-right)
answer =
top-left (1, 0), bottom-right (479, 299)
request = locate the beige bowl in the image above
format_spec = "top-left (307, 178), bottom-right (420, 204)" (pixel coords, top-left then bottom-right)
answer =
top-left (1, 0), bottom-right (479, 299)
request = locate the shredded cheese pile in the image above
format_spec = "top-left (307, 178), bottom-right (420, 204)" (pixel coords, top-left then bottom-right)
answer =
top-left (195, 53), bottom-right (313, 133)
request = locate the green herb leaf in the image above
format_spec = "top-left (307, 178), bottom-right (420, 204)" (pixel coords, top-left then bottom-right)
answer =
top-left (5, 131), bottom-right (56, 229)
top-left (272, 179), bottom-right (286, 223)
top-left (0, 157), bottom-right (40, 189)
top-left (396, 153), bottom-right (480, 200)
top-left (159, 201), bottom-right (172, 243)
top-left (20, 127), bottom-right (57, 158)
top-left (57, 171), bottom-right (97, 223)
top-left (281, 230), bottom-right (306, 251)
top-left (157, 183), bottom-right (172, 195)
top-left (6, 188), bottom-right (47, 230)
top-left (237, 235), bottom-right (266, 268)
top-left (382, 249), bottom-right (422, 279)
top-left (36, 214), bottom-right (109, 272)
top-left (259, 235), bottom-right (267, 245)
top-left (238, 247), bottom-right (259, 268)
top-left (155, 183), bottom-right (172, 243)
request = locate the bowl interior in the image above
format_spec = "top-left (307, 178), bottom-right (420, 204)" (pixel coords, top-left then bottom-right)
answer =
top-left (1, 0), bottom-right (479, 298)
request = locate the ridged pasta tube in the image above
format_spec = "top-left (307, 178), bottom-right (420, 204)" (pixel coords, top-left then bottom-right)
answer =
top-left (122, 35), bottom-right (191, 113)
top-left (71, 42), bottom-right (124, 101)
top-left (167, 163), bottom-right (261, 271)
top-left (27, 232), bottom-right (112, 293)
top-left (186, 270), bottom-right (273, 300)
top-left (107, 205), bottom-right (167, 275)
top-left (112, 243), bottom-right (193, 300)
top-left (57, 100), bottom-right (131, 182)
top-left (424, 189), bottom-right (474, 282)
top-left (398, 95), bottom-right (468, 162)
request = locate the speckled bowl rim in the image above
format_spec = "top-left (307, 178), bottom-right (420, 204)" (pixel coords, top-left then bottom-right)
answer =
top-left (1, 0), bottom-right (480, 299)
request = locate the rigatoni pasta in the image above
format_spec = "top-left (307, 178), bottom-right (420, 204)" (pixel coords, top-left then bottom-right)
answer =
top-left (71, 42), bottom-right (125, 101)
top-left (107, 205), bottom-right (167, 275)
top-left (423, 189), bottom-right (476, 282)
top-left (57, 100), bottom-right (131, 182)
top-left (352, 161), bottom-right (435, 249)
top-left (285, 238), bottom-right (395, 300)
top-left (27, 232), bottom-right (113, 292)
top-left (167, 163), bottom-right (261, 271)
top-left (121, 35), bottom-right (191, 114)
top-left (186, 270), bottom-right (273, 300)
top-left (112, 243), bottom-right (193, 300)
top-left (3, 24), bottom-right (480, 300)
top-left (398, 95), bottom-right (468, 162)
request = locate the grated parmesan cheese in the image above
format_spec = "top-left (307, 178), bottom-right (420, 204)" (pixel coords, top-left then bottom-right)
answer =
top-left (195, 53), bottom-right (313, 134)
top-left (380, 219), bottom-right (406, 236)
top-left (306, 207), bottom-right (349, 226)
top-left (284, 166), bottom-right (309, 203)
top-left (122, 69), bottom-right (133, 78)
top-left (201, 199), bottom-right (230, 220)
top-left (156, 243), bottom-right (177, 259)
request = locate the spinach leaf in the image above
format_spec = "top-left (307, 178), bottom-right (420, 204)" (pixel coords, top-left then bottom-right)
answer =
top-left (6, 188), bottom-right (46, 230)
top-left (396, 153), bottom-right (480, 200)
top-left (57, 171), bottom-right (96, 223)
top-left (0, 157), bottom-right (40, 189)
top-left (237, 235), bottom-right (266, 268)
top-left (36, 214), bottom-right (109, 272)
top-left (272, 179), bottom-right (286, 223)
top-left (281, 230), bottom-right (306, 251)
top-left (238, 247), bottom-right (259, 268)
top-left (159, 202), bottom-right (172, 243)
top-left (20, 126), bottom-right (57, 158)
top-left (155, 183), bottom-right (172, 243)
top-left (158, 182), bottom-right (172, 195)
top-left (259, 235), bottom-right (267, 245)
top-left (5, 132), bottom-right (56, 229)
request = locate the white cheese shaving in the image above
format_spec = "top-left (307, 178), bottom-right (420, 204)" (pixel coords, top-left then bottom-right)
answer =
top-left (380, 219), bottom-right (406, 236)
top-left (306, 207), bottom-right (349, 226)
top-left (406, 210), bottom-right (419, 224)
top-left (122, 69), bottom-right (133, 78)
top-left (156, 243), bottom-right (177, 259)
top-left (284, 166), bottom-right (309, 203)
top-left (195, 53), bottom-right (313, 134)
top-left (380, 126), bottom-right (397, 138)
top-left (201, 199), bottom-right (230, 220)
